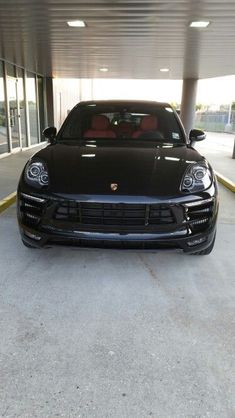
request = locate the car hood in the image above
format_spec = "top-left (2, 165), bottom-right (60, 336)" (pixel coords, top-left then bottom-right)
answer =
top-left (34, 140), bottom-right (205, 197)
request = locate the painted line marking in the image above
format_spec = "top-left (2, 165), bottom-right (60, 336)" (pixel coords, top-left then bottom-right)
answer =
top-left (0, 192), bottom-right (17, 214)
top-left (215, 171), bottom-right (235, 193)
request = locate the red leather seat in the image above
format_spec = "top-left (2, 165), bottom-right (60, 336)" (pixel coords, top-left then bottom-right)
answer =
top-left (132, 115), bottom-right (158, 138)
top-left (84, 115), bottom-right (116, 138)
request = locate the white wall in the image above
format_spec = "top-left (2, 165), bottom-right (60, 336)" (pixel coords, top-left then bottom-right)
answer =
top-left (53, 79), bottom-right (95, 128)
top-left (53, 78), bottom-right (184, 128)
top-left (53, 79), bottom-right (79, 128)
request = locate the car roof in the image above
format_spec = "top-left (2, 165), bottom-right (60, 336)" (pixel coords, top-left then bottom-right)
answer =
top-left (76, 100), bottom-right (171, 108)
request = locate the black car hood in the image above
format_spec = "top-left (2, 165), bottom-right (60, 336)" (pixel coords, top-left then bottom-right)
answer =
top-left (34, 140), bottom-right (205, 197)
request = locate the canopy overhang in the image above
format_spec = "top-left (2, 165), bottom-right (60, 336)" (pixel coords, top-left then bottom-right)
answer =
top-left (0, 0), bottom-right (235, 79)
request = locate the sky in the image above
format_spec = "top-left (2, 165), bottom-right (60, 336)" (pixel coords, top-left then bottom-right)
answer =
top-left (90, 75), bottom-right (235, 106)
top-left (197, 76), bottom-right (235, 105)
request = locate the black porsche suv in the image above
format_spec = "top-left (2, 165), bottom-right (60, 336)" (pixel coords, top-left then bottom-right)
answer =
top-left (17, 100), bottom-right (218, 254)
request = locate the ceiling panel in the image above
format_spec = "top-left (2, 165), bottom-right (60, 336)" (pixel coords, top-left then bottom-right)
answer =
top-left (0, 0), bottom-right (235, 79)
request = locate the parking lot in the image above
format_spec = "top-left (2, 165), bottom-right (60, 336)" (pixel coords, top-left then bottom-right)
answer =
top-left (0, 184), bottom-right (234, 418)
top-left (2, 0), bottom-right (235, 415)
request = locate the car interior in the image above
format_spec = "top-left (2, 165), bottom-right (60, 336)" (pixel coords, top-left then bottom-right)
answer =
top-left (83, 113), bottom-right (163, 139)
top-left (59, 105), bottom-right (184, 143)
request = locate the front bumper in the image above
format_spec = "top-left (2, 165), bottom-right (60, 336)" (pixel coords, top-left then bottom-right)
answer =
top-left (17, 186), bottom-right (218, 253)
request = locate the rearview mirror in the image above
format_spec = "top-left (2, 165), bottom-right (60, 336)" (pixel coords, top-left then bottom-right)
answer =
top-left (189, 129), bottom-right (206, 143)
top-left (43, 126), bottom-right (57, 144)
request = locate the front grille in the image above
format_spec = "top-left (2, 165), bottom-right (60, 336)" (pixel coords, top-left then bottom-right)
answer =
top-left (47, 238), bottom-right (179, 250)
top-left (19, 194), bottom-right (215, 238)
top-left (54, 202), bottom-right (175, 229)
top-left (19, 193), bottom-right (46, 227)
top-left (184, 199), bottom-right (214, 233)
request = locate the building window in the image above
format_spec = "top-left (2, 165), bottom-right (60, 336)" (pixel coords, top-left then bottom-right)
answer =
top-left (6, 63), bottom-right (21, 149)
top-left (6, 63), bottom-right (16, 78)
top-left (0, 60), bottom-right (45, 153)
top-left (26, 72), bottom-right (39, 145)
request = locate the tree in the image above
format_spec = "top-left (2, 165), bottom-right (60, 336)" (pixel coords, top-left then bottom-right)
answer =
top-left (196, 103), bottom-right (203, 111)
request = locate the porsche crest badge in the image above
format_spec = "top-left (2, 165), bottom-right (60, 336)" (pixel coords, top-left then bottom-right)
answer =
top-left (110, 183), bottom-right (118, 191)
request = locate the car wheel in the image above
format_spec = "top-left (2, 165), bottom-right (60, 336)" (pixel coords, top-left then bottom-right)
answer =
top-left (21, 239), bottom-right (37, 249)
top-left (190, 234), bottom-right (216, 256)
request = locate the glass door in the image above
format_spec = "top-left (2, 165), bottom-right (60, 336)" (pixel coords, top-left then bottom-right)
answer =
top-left (7, 76), bottom-right (21, 150)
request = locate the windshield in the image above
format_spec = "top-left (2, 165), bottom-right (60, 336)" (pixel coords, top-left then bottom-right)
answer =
top-left (58, 102), bottom-right (185, 144)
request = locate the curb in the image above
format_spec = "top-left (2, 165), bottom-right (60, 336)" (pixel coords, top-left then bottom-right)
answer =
top-left (215, 171), bottom-right (235, 193)
top-left (0, 192), bottom-right (17, 214)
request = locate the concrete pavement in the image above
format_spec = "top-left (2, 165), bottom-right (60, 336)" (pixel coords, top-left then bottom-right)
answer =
top-left (0, 184), bottom-right (234, 418)
top-left (195, 132), bottom-right (235, 183)
top-left (0, 144), bottom-right (46, 200)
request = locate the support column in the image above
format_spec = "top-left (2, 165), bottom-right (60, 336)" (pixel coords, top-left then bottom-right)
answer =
top-left (180, 78), bottom-right (198, 136)
top-left (232, 138), bottom-right (235, 159)
top-left (45, 77), bottom-right (54, 127)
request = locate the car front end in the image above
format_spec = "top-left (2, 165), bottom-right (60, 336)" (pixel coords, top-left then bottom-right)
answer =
top-left (17, 100), bottom-right (219, 254)
top-left (17, 158), bottom-right (218, 254)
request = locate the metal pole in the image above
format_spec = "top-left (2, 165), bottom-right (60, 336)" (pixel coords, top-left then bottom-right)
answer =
top-left (228, 103), bottom-right (232, 124)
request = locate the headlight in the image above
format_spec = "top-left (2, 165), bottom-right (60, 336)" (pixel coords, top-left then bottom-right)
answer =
top-left (181, 162), bottom-right (212, 193)
top-left (25, 161), bottom-right (49, 188)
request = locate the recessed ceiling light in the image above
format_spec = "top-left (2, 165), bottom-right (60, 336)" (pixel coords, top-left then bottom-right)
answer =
top-left (190, 20), bottom-right (210, 28)
top-left (160, 68), bottom-right (170, 72)
top-left (67, 20), bottom-right (86, 27)
top-left (99, 68), bottom-right (108, 72)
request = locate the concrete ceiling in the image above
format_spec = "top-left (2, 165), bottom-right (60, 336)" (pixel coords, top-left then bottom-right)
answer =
top-left (0, 0), bottom-right (235, 80)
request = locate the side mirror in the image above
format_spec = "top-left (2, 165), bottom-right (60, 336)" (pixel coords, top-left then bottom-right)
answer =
top-left (189, 129), bottom-right (206, 143)
top-left (43, 126), bottom-right (57, 144)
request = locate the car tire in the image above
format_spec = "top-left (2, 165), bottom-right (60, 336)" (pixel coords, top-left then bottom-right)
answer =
top-left (21, 239), bottom-right (37, 249)
top-left (190, 234), bottom-right (216, 256)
